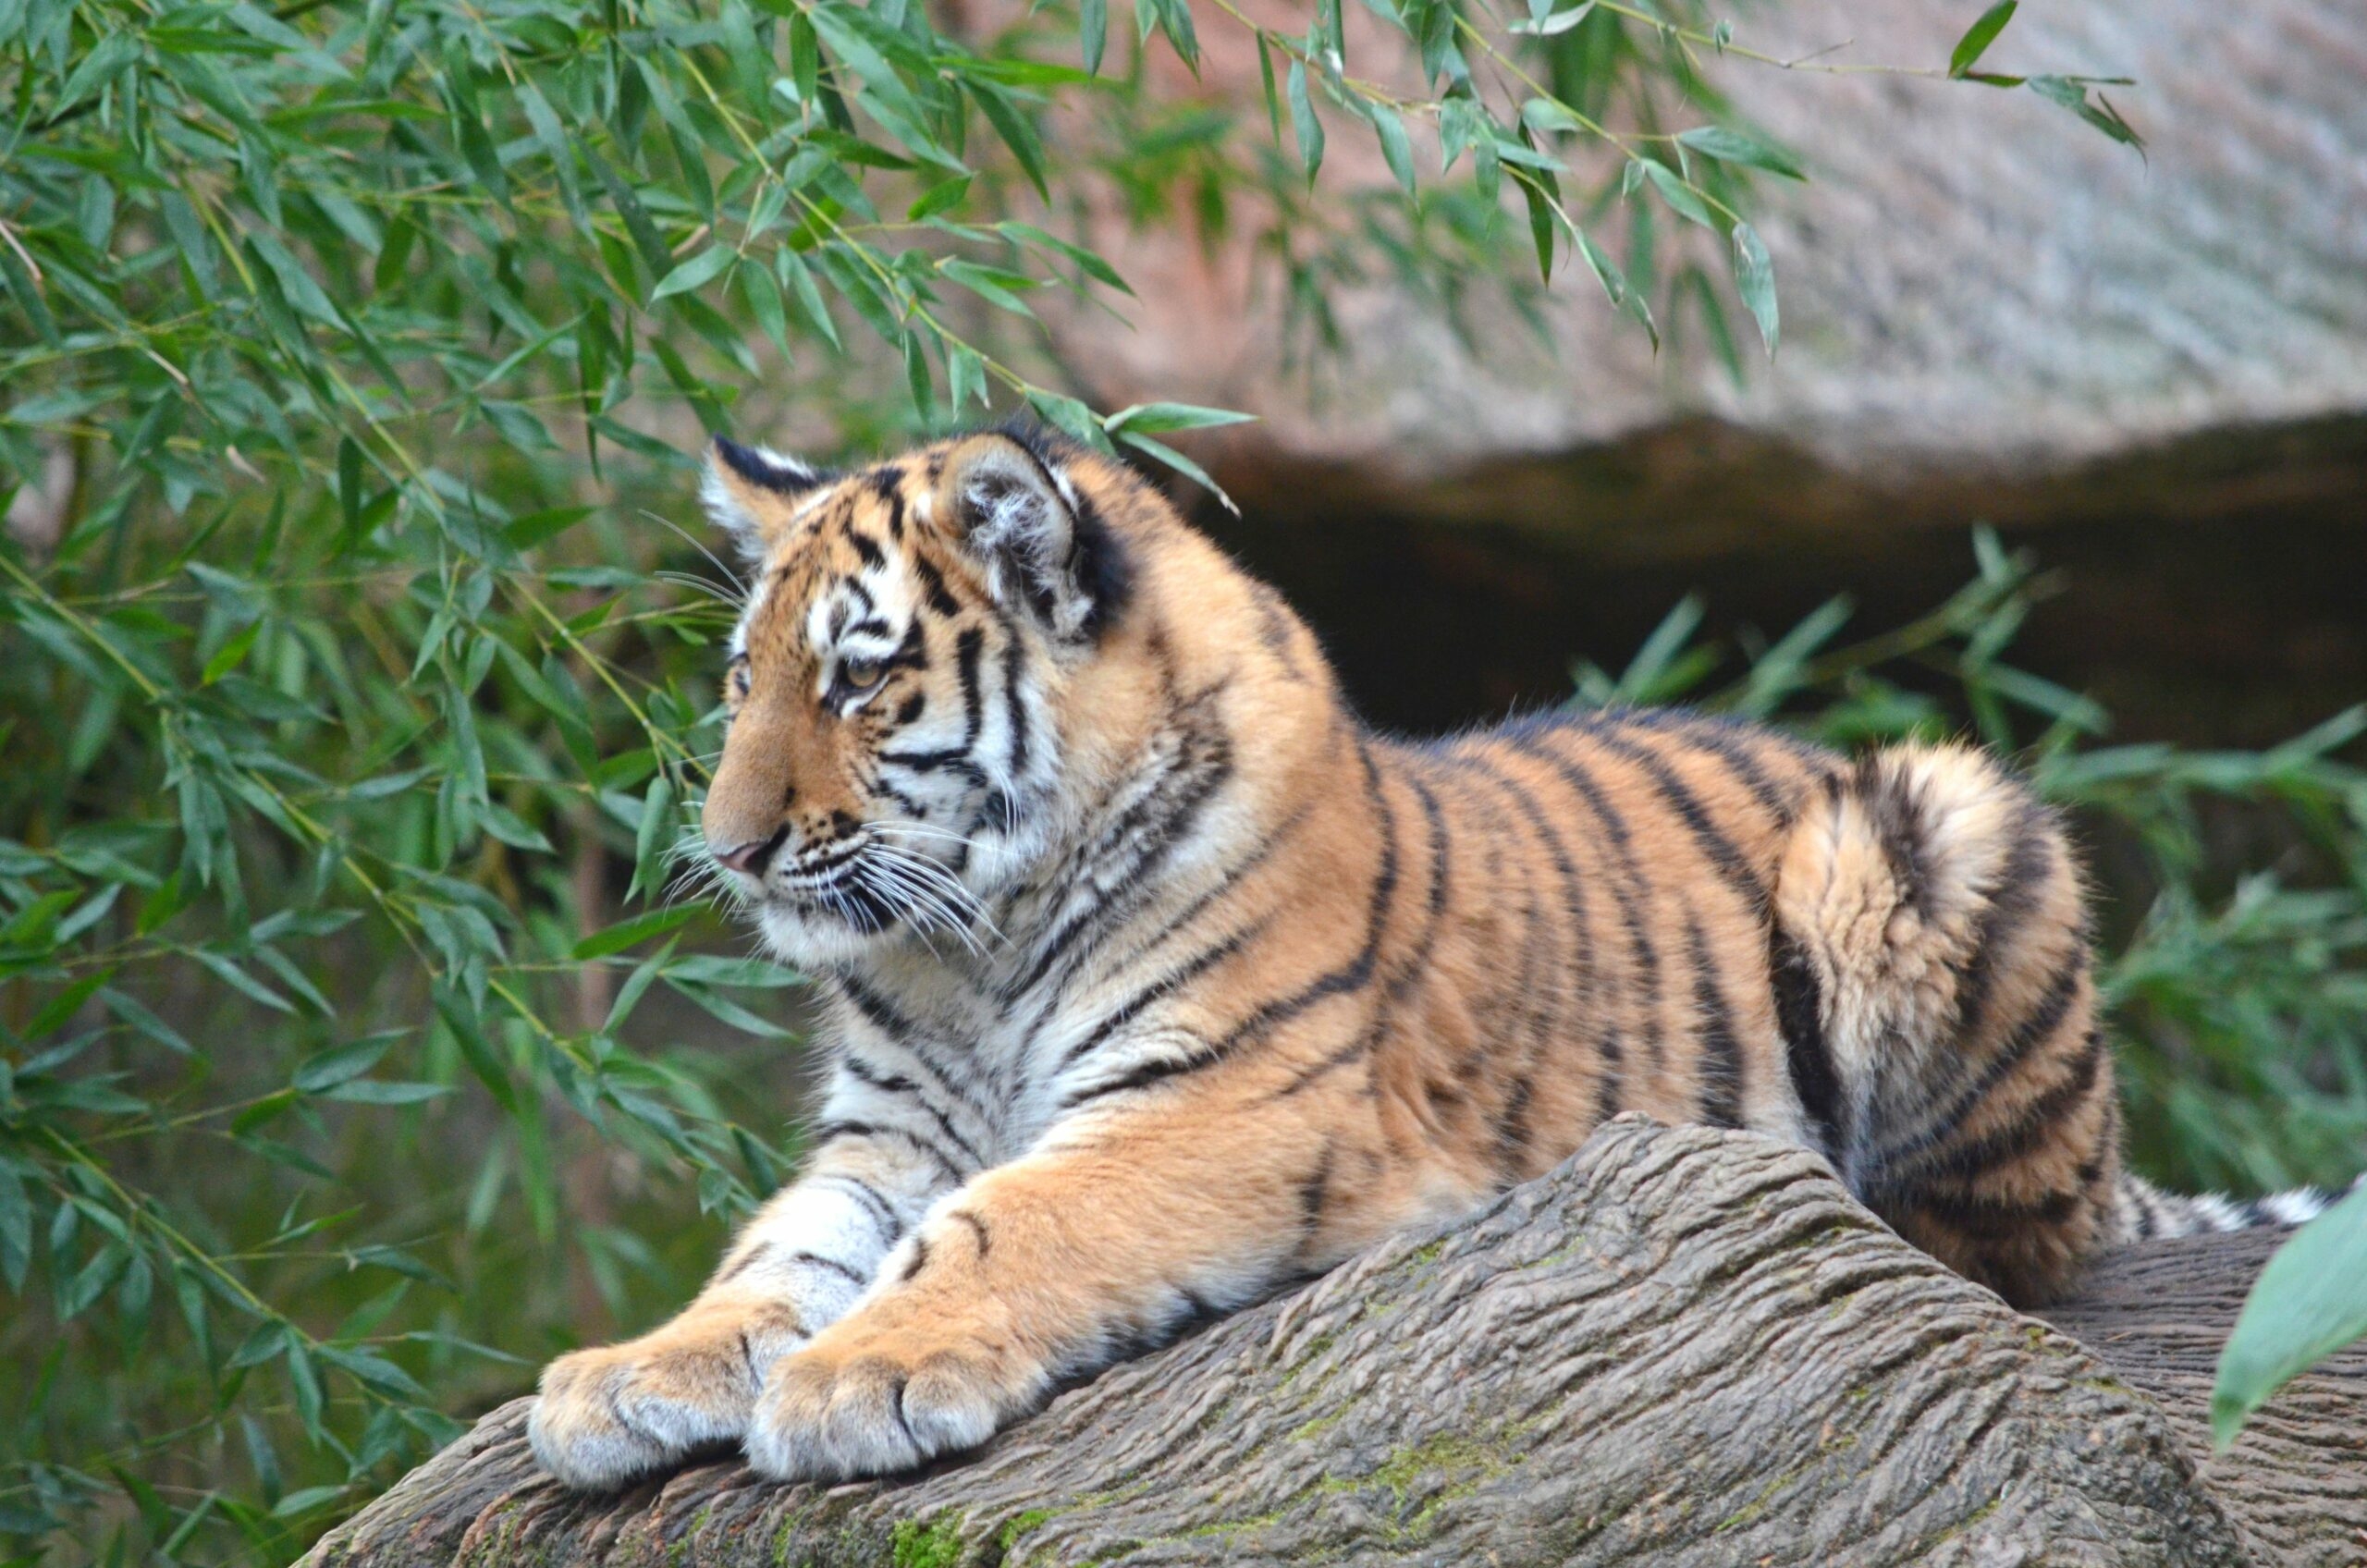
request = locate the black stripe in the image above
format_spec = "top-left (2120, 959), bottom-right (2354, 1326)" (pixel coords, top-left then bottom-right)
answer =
top-left (1450, 754), bottom-right (1609, 1114)
top-left (1949, 795), bottom-right (2051, 1049)
top-left (1564, 715), bottom-right (1766, 912)
top-left (948, 1210), bottom-right (990, 1258)
top-left (1001, 628), bottom-right (1031, 778)
top-left (910, 552), bottom-right (962, 616)
top-left (1770, 925), bottom-right (1843, 1158)
top-left (1411, 774), bottom-right (1452, 922)
top-left (877, 625), bottom-right (985, 773)
top-left (1858, 755), bottom-right (1935, 913)
top-left (1615, 706), bottom-right (1800, 823)
top-left (809, 1120), bottom-right (963, 1182)
top-left (1058, 742), bottom-right (1398, 1111)
top-left (882, 620), bottom-right (929, 675)
top-left (952, 623), bottom-right (985, 743)
top-left (839, 1053), bottom-right (987, 1169)
top-left (837, 971), bottom-right (920, 1035)
top-left (714, 1241), bottom-right (771, 1285)
top-left (1008, 701), bottom-right (1236, 1004)
top-left (1904, 1183), bottom-right (2081, 1241)
top-left (1297, 1144), bottom-right (1333, 1237)
top-left (786, 1250), bottom-right (866, 1286)
top-left (1058, 918), bottom-right (1269, 1073)
top-left (813, 1174), bottom-right (905, 1243)
top-left (1686, 914), bottom-right (1745, 1129)
top-left (714, 436), bottom-right (826, 494)
top-left (847, 530), bottom-right (885, 569)
top-left (897, 1237), bottom-right (930, 1283)
top-left (1890, 1026), bottom-right (2106, 1193)
top-left (1266, 772), bottom-right (1456, 1100)
top-left (1478, 807), bottom-right (1553, 1097)
top-left (1868, 949), bottom-right (2086, 1178)
top-left (1494, 732), bottom-right (1665, 1081)
top-left (835, 978), bottom-right (998, 1126)
top-left (1493, 1074), bottom-right (1536, 1180)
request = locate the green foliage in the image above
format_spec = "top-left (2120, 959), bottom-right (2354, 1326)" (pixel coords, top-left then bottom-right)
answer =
top-left (2213, 1184), bottom-right (2367, 1448)
top-left (0, 2), bottom-right (2165, 1563)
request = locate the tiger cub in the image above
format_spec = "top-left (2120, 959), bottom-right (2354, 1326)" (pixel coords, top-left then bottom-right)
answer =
top-left (530, 424), bottom-right (2343, 1489)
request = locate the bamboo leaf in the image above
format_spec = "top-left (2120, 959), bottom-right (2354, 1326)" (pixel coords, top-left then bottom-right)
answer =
top-left (1732, 219), bottom-right (1778, 356)
top-left (1674, 126), bottom-right (1806, 181)
top-left (1286, 60), bottom-right (1325, 178)
top-left (2214, 1186), bottom-right (2367, 1448)
top-left (573, 905), bottom-right (699, 962)
top-left (1949, 1), bottom-right (2018, 78)
top-left (653, 247), bottom-right (736, 301)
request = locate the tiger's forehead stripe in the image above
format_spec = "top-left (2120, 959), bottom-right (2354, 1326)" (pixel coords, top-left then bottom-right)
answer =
top-left (737, 460), bottom-right (975, 668)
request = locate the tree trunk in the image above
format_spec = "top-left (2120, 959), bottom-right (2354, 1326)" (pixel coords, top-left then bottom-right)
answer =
top-left (299, 1119), bottom-right (2366, 1568)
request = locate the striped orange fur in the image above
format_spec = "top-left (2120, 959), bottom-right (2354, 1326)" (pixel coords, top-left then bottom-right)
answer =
top-left (528, 426), bottom-right (2359, 1490)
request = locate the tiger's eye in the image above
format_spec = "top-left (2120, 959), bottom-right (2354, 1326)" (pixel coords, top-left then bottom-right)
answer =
top-left (840, 655), bottom-right (885, 692)
top-left (729, 661), bottom-right (751, 699)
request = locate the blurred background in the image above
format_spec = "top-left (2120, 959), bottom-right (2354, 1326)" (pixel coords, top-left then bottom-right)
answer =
top-left (3, 0), bottom-right (2363, 1562)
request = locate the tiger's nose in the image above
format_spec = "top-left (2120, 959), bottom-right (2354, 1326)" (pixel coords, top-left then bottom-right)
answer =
top-left (712, 827), bottom-right (788, 877)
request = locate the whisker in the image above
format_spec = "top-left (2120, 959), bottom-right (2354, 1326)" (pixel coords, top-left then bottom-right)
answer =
top-left (878, 821), bottom-right (990, 853)
top-left (860, 853), bottom-right (978, 956)
top-left (654, 570), bottom-right (745, 608)
top-left (859, 861), bottom-right (959, 960)
top-left (865, 851), bottom-right (989, 957)
top-left (640, 507), bottom-right (751, 601)
top-left (868, 841), bottom-right (1002, 949)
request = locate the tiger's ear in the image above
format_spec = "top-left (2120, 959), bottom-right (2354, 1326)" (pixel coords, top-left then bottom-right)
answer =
top-left (939, 432), bottom-right (1126, 642)
top-left (701, 435), bottom-right (829, 565)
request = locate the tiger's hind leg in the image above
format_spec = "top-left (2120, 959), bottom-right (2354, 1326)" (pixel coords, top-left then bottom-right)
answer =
top-left (1771, 743), bottom-right (2119, 1305)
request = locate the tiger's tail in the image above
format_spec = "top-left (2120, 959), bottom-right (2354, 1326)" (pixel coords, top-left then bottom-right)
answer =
top-left (1772, 741), bottom-right (2114, 1304)
top-left (2113, 1170), bottom-right (2364, 1242)
top-left (1770, 739), bottom-right (2360, 1301)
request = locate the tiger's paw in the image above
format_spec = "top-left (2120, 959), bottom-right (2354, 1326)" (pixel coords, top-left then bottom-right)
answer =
top-left (528, 1300), bottom-right (799, 1490)
top-left (745, 1317), bottom-right (1044, 1482)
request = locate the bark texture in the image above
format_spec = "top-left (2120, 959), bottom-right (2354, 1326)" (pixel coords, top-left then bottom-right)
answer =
top-left (300, 1119), bottom-right (2365, 1568)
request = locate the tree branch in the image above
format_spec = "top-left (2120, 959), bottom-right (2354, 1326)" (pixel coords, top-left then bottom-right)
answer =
top-left (300, 1119), bottom-right (2366, 1568)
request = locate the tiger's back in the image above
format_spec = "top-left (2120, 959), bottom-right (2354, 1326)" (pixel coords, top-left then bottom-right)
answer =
top-left (1403, 712), bottom-right (2115, 1305)
top-left (527, 426), bottom-right (2334, 1490)
top-left (1098, 690), bottom-right (2121, 1308)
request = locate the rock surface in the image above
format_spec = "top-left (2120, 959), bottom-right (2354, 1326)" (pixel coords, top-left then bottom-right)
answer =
top-left (299, 1119), bottom-right (2366, 1568)
top-left (1000, 0), bottom-right (2367, 743)
top-left (1049, 0), bottom-right (2367, 498)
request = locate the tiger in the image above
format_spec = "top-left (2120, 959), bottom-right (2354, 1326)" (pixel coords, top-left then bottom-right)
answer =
top-left (527, 423), bottom-right (2357, 1490)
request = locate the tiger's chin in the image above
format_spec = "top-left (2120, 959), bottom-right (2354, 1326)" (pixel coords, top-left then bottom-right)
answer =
top-left (752, 893), bottom-right (912, 972)
top-left (734, 819), bottom-right (1051, 974)
top-left (748, 878), bottom-right (1005, 973)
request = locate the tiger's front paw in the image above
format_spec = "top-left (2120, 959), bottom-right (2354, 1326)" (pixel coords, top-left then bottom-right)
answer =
top-left (745, 1317), bottom-right (1045, 1482)
top-left (528, 1299), bottom-right (800, 1490)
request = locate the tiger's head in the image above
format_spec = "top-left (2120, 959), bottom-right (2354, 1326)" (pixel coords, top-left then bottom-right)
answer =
top-left (694, 425), bottom-right (1163, 969)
